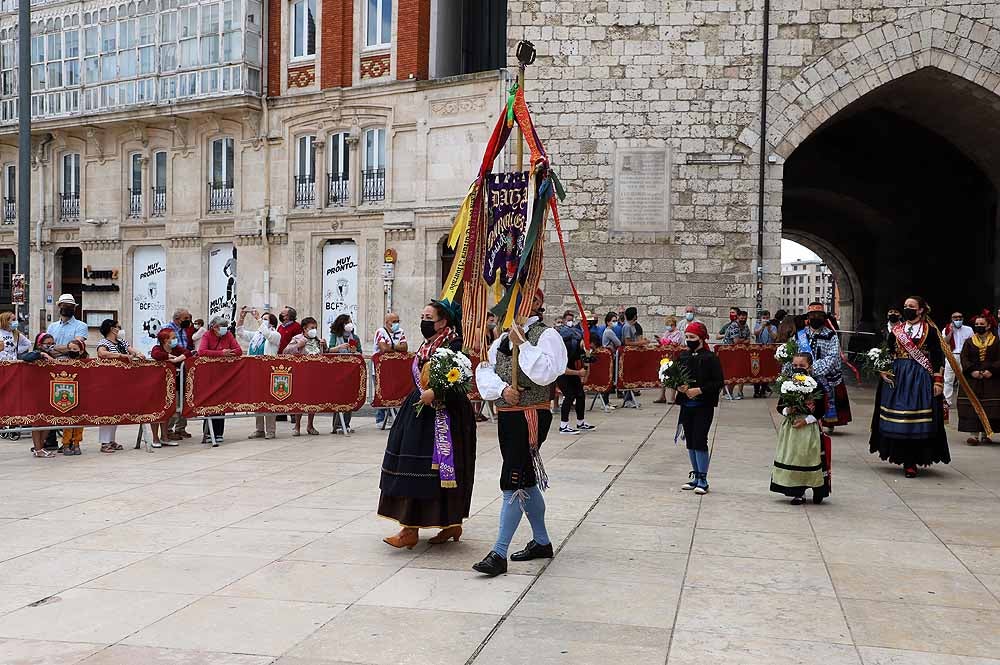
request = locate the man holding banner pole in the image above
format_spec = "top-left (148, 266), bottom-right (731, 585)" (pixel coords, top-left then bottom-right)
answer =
top-left (473, 288), bottom-right (566, 577)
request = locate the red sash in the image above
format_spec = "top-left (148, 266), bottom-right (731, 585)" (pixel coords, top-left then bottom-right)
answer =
top-left (892, 323), bottom-right (934, 375)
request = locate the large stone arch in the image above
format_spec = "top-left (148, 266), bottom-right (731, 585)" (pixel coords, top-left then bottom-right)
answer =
top-left (767, 9), bottom-right (1000, 162)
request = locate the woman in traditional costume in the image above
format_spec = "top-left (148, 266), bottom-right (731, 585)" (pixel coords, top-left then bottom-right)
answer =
top-left (869, 296), bottom-right (950, 478)
top-left (771, 353), bottom-right (830, 505)
top-left (958, 315), bottom-right (1000, 445)
top-left (378, 300), bottom-right (477, 549)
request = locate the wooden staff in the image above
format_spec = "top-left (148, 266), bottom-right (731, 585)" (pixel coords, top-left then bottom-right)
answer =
top-left (510, 41), bottom-right (535, 391)
top-left (930, 321), bottom-right (994, 438)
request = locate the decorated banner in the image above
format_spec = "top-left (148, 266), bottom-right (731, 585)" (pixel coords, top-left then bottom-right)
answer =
top-left (483, 172), bottom-right (529, 297)
top-left (132, 245), bottom-right (167, 356)
top-left (617, 345), bottom-right (685, 390)
top-left (0, 359), bottom-right (177, 427)
top-left (371, 352), bottom-right (416, 408)
top-left (184, 354), bottom-right (366, 417)
top-left (716, 343), bottom-right (782, 386)
top-left (322, 241), bottom-right (359, 337)
top-left (208, 243), bottom-right (238, 324)
top-left (582, 347), bottom-right (614, 394)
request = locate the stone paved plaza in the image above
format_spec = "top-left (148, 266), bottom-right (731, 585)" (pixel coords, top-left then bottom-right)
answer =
top-left (0, 392), bottom-right (999, 664)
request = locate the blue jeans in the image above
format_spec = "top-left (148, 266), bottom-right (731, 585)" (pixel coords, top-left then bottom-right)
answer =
top-left (492, 486), bottom-right (551, 558)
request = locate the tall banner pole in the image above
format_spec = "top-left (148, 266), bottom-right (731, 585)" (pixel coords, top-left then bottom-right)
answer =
top-left (17, 0), bottom-right (31, 335)
top-left (511, 42), bottom-right (534, 391)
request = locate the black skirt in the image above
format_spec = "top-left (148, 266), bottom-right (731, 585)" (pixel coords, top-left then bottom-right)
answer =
top-left (377, 389), bottom-right (477, 528)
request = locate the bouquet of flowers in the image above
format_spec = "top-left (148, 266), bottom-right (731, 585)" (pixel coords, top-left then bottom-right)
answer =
top-left (776, 372), bottom-right (823, 417)
top-left (415, 347), bottom-right (473, 415)
top-left (659, 357), bottom-right (692, 390)
top-left (862, 344), bottom-right (893, 382)
top-left (775, 338), bottom-right (797, 362)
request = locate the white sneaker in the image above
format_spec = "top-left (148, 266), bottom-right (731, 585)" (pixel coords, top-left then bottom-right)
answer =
top-left (559, 425), bottom-right (579, 435)
top-left (151, 441), bottom-right (162, 448)
top-left (161, 440), bottom-right (179, 447)
top-left (602, 403), bottom-right (616, 412)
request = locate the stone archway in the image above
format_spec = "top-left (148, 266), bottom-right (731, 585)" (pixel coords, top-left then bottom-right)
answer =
top-left (767, 9), bottom-right (1000, 325)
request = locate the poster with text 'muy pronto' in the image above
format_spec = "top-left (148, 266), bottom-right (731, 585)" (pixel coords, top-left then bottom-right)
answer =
top-left (132, 245), bottom-right (167, 356)
top-left (322, 241), bottom-right (359, 337)
top-left (208, 243), bottom-right (237, 325)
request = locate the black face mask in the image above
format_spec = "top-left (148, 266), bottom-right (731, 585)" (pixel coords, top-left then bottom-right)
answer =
top-left (792, 365), bottom-right (809, 373)
top-left (686, 340), bottom-right (701, 351)
top-left (902, 308), bottom-right (919, 322)
top-left (420, 320), bottom-right (439, 340)
top-left (60, 307), bottom-right (75, 317)
top-left (975, 325), bottom-right (988, 335)
top-left (180, 319), bottom-right (192, 329)
top-left (65, 351), bottom-right (80, 359)
top-left (534, 307), bottom-right (545, 317)
top-left (888, 314), bottom-right (901, 323)
top-left (809, 318), bottom-right (825, 330)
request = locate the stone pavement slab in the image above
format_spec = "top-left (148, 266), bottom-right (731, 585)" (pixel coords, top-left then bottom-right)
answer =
top-left (0, 389), bottom-right (996, 663)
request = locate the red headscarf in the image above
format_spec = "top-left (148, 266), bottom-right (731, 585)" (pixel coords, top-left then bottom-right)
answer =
top-left (685, 321), bottom-right (711, 351)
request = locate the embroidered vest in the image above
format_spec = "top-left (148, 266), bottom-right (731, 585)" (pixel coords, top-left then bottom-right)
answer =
top-left (495, 321), bottom-right (551, 407)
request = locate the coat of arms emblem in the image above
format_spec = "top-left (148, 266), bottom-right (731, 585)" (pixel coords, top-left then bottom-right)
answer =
top-left (270, 365), bottom-right (292, 401)
top-left (750, 351), bottom-right (761, 377)
top-left (50, 371), bottom-right (79, 413)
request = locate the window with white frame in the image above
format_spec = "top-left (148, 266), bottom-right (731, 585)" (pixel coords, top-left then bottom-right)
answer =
top-left (365, 0), bottom-right (392, 48)
top-left (291, 0), bottom-right (316, 59)
top-left (62, 153), bottom-right (81, 196)
top-left (328, 132), bottom-right (350, 206)
top-left (210, 137), bottom-right (234, 187)
top-left (152, 150), bottom-right (167, 216)
top-left (364, 128), bottom-right (386, 171)
top-left (128, 153), bottom-right (143, 216)
top-left (3, 164), bottom-right (14, 222)
top-left (294, 135), bottom-right (316, 207)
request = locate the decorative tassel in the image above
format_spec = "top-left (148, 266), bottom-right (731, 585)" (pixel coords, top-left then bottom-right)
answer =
top-left (674, 420), bottom-right (686, 445)
top-left (530, 445), bottom-right (549, 491)
top-left (508, 488), bottom-right (530, 509)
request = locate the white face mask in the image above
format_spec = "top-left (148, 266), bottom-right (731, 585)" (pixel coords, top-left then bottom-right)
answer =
top-left (344, 323), bottom-right (355, 334)
top-left (259, 319), bottom-right (269, 329)
top-left (306, 329), bottom-right (317, 339)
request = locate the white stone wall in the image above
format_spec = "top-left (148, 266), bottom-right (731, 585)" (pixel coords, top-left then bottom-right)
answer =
top-left (507, 1), bottom-right (1000, 333)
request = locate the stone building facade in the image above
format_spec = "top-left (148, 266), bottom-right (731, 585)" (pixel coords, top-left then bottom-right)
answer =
top-left (0, 0), bottom-right (507, 350)
top-left (507, 1), bottom-right (1000, 333)
top-left (780, 258), bottom-right (837, 316)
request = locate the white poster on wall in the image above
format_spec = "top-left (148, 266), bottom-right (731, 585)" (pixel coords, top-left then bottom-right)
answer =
top-left (208, 243), bottom-right (238, 324)
top-left (132, 245), bottom-right (167, 356)
top-left (322, 241), bottom-right (359, 337)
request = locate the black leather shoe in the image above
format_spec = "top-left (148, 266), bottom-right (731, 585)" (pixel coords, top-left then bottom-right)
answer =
top-left (472, 551), bottom-right (507, 576)
top-left (510, 540), bottom-right (554, 562)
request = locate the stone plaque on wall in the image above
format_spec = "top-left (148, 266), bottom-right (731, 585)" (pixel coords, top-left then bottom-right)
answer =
top-left (611, 147), bottom-right (671, 235)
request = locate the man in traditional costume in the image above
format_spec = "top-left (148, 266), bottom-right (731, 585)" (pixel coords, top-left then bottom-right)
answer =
top-left (472, 288), bottom-right (567, 576)
top-left (959, 315), bottom-right (1000, 445)
top-left (771, 352), bottom-right (831, 505)
top-left (794, 308), bottom-right (852, 433)
top-left (869, 296), bottom-right (950, 478)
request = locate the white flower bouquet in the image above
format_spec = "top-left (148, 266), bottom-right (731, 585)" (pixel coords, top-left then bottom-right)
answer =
top-left (776, 372), bottom-right (823, 417)
top-left (775, 338), bottom-right (797, 362)
top-left (658, 357), bottom-right (692, 390)
top-left (415, 347), bottom-right (473, 415)
top-left (862, 344), bottom-right (893, 382)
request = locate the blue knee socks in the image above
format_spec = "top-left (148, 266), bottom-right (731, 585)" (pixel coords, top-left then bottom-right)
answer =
top-left (492, 486), bottom-right (551, 558)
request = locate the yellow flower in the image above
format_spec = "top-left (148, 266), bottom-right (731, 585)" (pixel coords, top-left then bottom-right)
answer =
top-left (660, 358), bottom-right (672, 367)
top-left (446, 368), bottom-right (462, 383)
top-left (793, 374), bottom-right (807, 382)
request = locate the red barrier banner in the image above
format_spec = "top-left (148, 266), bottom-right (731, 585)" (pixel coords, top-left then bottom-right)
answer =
top-left (372, 352), bottom-right (416, 408)
top-left (583, 348), bottom-right (614, 393)
top-left (616, 345), bottom-right (684, 389)
top-left (184, 354), bottom-right (366, 417)
top-left (0, 359), bottom-right (177, 427)
top-left (716, 343), bottom-right (781, 385)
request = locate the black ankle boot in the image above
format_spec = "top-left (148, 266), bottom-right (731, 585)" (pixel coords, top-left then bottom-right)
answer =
top-left (510, 540), bottom-right (554, 562)
top-left (472, 551), bottom-right (508, 576)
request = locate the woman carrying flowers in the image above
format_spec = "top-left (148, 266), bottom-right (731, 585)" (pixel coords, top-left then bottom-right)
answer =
top-left (771, 353), bottom-right (831, 505)
top-left (378, 300), bottom-right (477, 549)
top-left (675, 322), bottom-right (724, 495)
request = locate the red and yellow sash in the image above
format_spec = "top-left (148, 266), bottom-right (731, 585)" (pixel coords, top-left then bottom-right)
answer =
top-left (892, 323), bottom-right (933, 375)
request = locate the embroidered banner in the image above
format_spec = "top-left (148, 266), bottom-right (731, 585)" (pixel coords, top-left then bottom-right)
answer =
top-left (617, 345), bottom-right (685, 390)
top-left (483, 172), bottom-right (529, 291)
top-left (372, 352), bottom-right (417, 408)
top-left (716, 343), bottom-right (782, 385)
top-left (184, 354), bottom-right (366, 417)
top-left (0, 359), bottom-right (177, 427)
top-left (583, 348), bottom-right (614, 393)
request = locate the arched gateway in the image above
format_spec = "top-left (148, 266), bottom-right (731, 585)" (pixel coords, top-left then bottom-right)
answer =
top-left (769, 9), bottom-right (1000, 329)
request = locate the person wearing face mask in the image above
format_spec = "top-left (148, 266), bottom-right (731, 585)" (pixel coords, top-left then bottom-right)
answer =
top-left (96, 319), bottom-right (146, 453)
top-left (943, 312), bottom-right (973, 410)
top-left (791, 309), bottom-right (852, 432)
top-left (869, 296), bottom-right (951, 478)
top-left (675, 322), bottom-right (724, 494)
top-left (373, 312), bottom-right (409, 427)
top-left (149, 328), bottom-right (191, 449)
top-left (556, 309), bottom-right (593, 435)
top-left (678, 305), bottom-right (700, 334)
top-left (276, 306), bottom-right (302, 353)
top-left (47, 294), bottom-right (89, 354)
top-left (472, 288), bottom-right (567, 576)
top-left (655, 316), bottom-right (684, 405)
top-left (884, 308), bottom-right (902, 338)
top-left (197, 316), bottom-right (242, 445)
top-left (722, 309), bottom-right (752, 400)
top-left (716, 307), bottom-right (739, 341)
top-left (958, 316), bottom-right (1000, 445)
top-left (328, 314), bottom-right (363, 434)
top-left (771, 353), bottom-right (831, 505)
top-left (600, 311), bottom-right (622, 412)
top-left (53, 338), bottom-right (89, 455)
top-left (162, 308), bottom-right (196, 440)
top-left (284, 317), bottom-right (328, 436)
top-left (237, 308), bottom-right (282, 440)
top-left (378, 300), bottom-right (476, 550)
top-left (0, 311), bottom-right (30, 361)
top-left (20, 333), bottom-right (58, 458)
